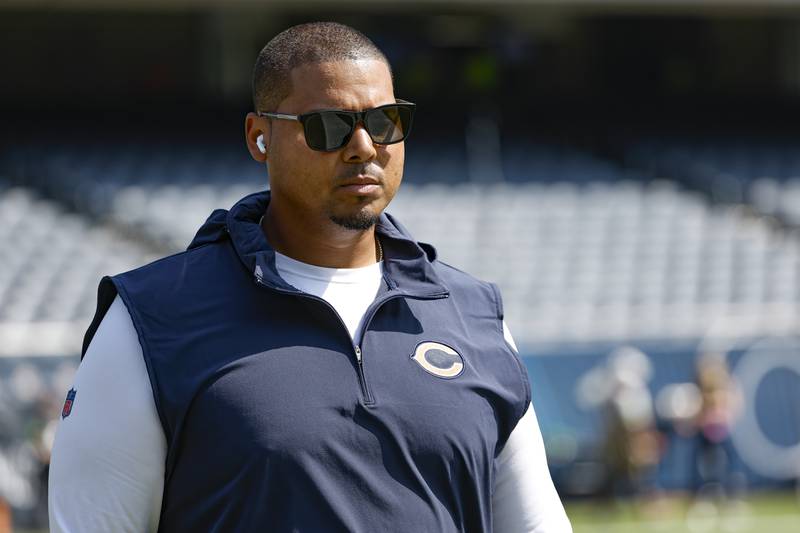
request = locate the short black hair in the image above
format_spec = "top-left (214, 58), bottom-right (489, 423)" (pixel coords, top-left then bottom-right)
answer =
top-left (252, 22), bottom-right (391, 112)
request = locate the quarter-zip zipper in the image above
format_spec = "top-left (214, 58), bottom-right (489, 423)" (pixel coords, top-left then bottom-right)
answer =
top-left (256, 276), bottom-right (448, 405)
top-left (256, 279), bottom-right (376, 403)
top-left (352, 290), bottom-right (448, 405)
top-left (353, 345), bottom-right (371, 403)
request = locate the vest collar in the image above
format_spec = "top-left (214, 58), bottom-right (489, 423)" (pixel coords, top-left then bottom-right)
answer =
top-left (195, 190), bottom-right (449, 298)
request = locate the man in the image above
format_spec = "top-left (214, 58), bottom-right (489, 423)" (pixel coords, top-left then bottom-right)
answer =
top-left (48, 22), bottom-right (571, 532)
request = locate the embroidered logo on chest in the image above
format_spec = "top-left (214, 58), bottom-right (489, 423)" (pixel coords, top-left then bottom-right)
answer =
top-left (411, 342), bottom-right (464, 379)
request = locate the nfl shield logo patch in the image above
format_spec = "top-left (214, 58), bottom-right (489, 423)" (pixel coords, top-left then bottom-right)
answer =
top-left (62, 388), bottom-right (77, 419)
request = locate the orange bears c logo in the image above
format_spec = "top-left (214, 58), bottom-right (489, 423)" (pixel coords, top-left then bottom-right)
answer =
top-left (411, 342), bottom-right (464, 379)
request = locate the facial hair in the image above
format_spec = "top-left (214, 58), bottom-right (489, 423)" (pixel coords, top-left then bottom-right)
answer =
top-left (329, 208), bottom-right (380, 230)
top-left (329, 162), bottom-right (385, 230)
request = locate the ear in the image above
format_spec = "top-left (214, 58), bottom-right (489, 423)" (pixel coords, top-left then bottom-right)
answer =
top-left (245, 112), bottom-right (269, 162)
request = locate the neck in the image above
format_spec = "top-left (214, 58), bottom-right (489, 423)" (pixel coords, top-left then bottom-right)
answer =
top-left (262, 202), bottom-right (380, 269)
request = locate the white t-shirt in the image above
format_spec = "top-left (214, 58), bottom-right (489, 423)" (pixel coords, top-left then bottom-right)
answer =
top-left (274, 252), bottom-right (383, 340)
top-left (49, 253), bottom-right (571, 532)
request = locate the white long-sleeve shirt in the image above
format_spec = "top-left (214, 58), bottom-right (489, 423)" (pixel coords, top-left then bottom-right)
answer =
top-left (49, 254), bottom-right (571, 532)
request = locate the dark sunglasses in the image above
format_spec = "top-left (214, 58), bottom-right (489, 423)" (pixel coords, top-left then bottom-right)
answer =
top-left (257, 100), bottom-right (415, 152)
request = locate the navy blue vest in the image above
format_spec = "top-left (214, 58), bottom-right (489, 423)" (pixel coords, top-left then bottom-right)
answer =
top-left (83, 191), bottom-right (530, 532)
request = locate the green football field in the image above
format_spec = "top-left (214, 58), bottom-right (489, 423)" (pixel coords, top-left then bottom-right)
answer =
top-left (566, 492), bottom-right (800, 533)
top-left (22, 492), bottom-right (799, 532)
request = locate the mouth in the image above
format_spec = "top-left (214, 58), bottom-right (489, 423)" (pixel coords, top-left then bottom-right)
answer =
top-left (338, 175), bottom-right (382, 195)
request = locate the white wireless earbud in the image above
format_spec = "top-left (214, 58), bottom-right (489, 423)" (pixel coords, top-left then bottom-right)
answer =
top-left (256, 134), bottom-right (266, 154)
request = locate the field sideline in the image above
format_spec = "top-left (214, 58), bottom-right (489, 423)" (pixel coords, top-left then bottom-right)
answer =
top-left (567, 491), bottom-right (800, 533)
top-left (19, 492), bottom-right (799, 532)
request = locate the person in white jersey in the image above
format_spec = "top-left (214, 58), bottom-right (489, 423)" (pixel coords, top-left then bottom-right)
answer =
top-left (48, 22), bottom-right (572, 532)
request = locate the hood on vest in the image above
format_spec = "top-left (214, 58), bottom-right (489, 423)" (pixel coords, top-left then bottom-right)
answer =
top-left (187, 190), bottom-right (449, 298)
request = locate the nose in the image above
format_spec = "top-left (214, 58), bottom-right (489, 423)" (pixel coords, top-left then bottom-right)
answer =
top-left (342, 123), bottom-right (377, 163)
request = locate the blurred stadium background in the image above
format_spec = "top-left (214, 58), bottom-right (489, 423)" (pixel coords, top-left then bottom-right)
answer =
top-left (2, 0), bottom-right (800, 531)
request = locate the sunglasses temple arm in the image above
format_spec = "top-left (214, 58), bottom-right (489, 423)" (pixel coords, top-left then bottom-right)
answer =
top-left (258, 112), bottom-right (301, 122)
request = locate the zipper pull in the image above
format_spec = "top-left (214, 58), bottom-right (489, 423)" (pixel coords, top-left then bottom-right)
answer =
top-left (355, 345), bottom-right (362, 363)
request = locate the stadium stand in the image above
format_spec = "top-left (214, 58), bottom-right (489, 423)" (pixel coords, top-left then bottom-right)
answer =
top-left (627, 137), bottom-right (800, 227)
top-left (394, 180), bottom-right (800, 345)
top-left (6, 142), bottom-right (800, 347)
top-left (0, 179), bottom-right (157, 357)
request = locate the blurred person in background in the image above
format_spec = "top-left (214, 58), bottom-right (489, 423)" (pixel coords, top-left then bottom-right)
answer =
top-left (0, 364), bottom-right (61, 529)
top-left (654, 351), bottom-right (745, 524)
top-left (47, 22), bottom-right (571, 532)
top-left (690, 352), bottom-right (743, 502)
top-left (577, 346), bottom-right (664, 505)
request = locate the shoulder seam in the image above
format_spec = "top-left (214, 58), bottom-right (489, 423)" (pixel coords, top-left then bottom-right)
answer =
top-left (122, 241), bottom-right (220, 276)
top-left (435, 260), bottom-right (497, 291)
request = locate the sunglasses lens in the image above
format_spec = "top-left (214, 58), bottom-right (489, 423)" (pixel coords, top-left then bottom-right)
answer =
top-left (365, 105), bottom-right (413, 144)
top-left (303, 111), bottom-right (354, 151)
top-left (299, 104), bottom-right (415, 151)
